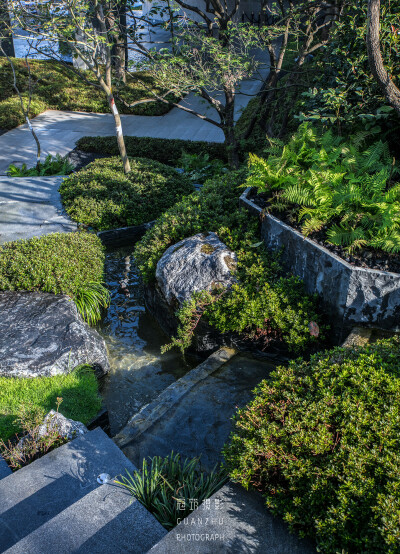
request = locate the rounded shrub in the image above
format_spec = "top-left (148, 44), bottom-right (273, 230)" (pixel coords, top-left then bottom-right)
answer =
top-left (59, 157), bottom-right (193, 231)
top-left (224, 337), bottom-right (400, 553)
top-left (0, 232), bottom-right (107, 323)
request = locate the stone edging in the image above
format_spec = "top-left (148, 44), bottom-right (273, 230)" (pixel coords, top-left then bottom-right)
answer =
top-left (97, 220), bottom-right (155, 248)
top-left (113, 347), bottom-right (237, 448)
top-left (240, 187), bottom-right (400, 336)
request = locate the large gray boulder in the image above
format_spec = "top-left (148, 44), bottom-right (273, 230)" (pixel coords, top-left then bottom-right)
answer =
top-left (0, 291), bottom-right (110, 378)
top-left (156, 232), bottom-right (237, 307)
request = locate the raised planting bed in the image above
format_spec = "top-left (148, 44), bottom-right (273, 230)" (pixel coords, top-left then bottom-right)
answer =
top-left (240, 187), bottom-right (400, 337)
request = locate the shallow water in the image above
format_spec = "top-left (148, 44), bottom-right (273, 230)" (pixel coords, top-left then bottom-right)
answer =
top-left (97, 246), bottom-right (196, 436)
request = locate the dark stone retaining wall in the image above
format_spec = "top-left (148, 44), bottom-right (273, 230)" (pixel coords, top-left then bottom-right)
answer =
top-left (97, 221), bottom-right (155, 248)
top-left (240, 188), bottom-right (400, 337)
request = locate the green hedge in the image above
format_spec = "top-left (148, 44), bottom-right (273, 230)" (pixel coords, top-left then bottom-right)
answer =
top-left (135, 171), bottom-right (324, 353)
top-left (59, 157), bottom-right (194, 231)
top-left (0, 232), bottom-right (105, 305)
top-left (224, 337), bottom-right (400, 553)
top-left (75, 136), bottom-right (229, 166)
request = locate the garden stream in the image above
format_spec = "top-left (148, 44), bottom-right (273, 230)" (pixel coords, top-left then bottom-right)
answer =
top-left (97, 245), bottom-right (198, 436)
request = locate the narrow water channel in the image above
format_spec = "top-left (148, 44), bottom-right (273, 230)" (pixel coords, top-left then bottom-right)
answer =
top-left (97, 246), bottom-right (197, 436)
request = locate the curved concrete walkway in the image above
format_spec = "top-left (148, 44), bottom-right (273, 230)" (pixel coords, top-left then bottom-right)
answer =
top-left (0, 65), bottom-right (268, 175)
top-left (0, 49), bottom-right (270, 245)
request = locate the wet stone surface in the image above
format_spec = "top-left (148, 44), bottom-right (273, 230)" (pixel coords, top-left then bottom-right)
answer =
top-left (97, 246), bottom-right (197, 436)
top-left (123, 354), bottom-right (276, 471)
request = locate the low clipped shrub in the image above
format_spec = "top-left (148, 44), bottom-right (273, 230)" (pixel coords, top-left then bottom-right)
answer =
top-left (0, 232), bottom-right (107, 323)
top-left (75, 135), bottom-right (228, 166)
top-left (135, 171), bottom-right (324, 353)
top-left (224, 337), bottom-right (400, 553)
top-left (0, 95), bottom-right (47, 130)
top-left (59, 156), bottom-right (194, 231)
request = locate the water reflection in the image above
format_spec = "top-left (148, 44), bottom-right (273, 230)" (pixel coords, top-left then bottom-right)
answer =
top-left (98, 246), bottom-right (196, 436)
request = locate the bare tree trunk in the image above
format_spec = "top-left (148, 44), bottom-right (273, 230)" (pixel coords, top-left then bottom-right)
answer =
top-left (223, 86), bottom-right (239, 169)
top-left (95, 0), bottom-right (130, 173)
top-left (111, 0), bottom-right (126, 83)
top-left (108, 92), bottom-right (130, 173)
top-left (367, 0), bottom-right (400, 116)
top-left (0, 0), bottom-right (15, 57)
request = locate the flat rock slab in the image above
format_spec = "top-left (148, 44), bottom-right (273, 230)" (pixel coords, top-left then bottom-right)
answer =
top-left (0, 291), bottom-right (110, 377)
top-left (119, 354), bottom-right (275, 472)
top-left (149, 482), bottom-right (315, 553)
top-left (0, 427), bottom-right (166, 553)
top-left (0, 176), bottom-right (76, 245)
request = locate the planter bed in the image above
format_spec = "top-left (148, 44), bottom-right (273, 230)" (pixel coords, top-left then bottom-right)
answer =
top-left (240, 187), bottom-right (400, 337)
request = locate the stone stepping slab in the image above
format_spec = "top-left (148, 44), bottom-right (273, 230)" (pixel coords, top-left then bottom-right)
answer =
top-left (0, 427), bottom-right (166, 553)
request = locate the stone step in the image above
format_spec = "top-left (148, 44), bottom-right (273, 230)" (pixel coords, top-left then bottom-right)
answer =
top-left (0, 427), bottom-right (166, 553)
top-left (148, 482), bottom-right (316, 554)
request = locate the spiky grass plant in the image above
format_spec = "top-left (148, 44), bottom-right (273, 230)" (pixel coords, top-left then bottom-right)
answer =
top-left (74, 282), bottom-right (110, 325)
top-left (116, 452), bottom-right (228, 530)
top-left (247, 123), bottom-right (400, 254)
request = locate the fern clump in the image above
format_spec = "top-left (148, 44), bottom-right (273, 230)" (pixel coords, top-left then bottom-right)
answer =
top-left (247, 123), bottom-right (400, 254)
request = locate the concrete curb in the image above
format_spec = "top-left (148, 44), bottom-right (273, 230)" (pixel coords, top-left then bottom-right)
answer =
top-left (113, 347), bottom-right (237, 448)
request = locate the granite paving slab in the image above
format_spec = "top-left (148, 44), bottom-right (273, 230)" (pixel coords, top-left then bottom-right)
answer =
top-left (149, 482), bottom-right (316, 554)
top-left (0, 427), bottom-right (166, 553)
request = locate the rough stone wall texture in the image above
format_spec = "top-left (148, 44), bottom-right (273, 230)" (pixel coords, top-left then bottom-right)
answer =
top-left (0, 291), bottom-right (110, 378)
top-left (241, 188), bottom-right (400, 336)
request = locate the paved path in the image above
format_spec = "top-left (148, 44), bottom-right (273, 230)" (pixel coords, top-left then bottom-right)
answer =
top-left (0, 176), bottom-right (76, 245)
top-left (0, 54), bottom-right (269, 175)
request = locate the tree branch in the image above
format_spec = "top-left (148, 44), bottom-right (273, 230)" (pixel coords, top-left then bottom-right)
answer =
top-left (367, 0), bottom-right (400, 116)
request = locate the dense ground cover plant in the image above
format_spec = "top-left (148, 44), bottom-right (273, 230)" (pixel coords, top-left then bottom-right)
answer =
top-left (177, 152), bottom-right (227, 185)
top-left (75, 135), bottom-right (229, 166)
top-left (224, 337), bottom-right (400, 553)
top-left (7, 154), bottom-right (74, 176)
top-left (247, 123), bottom-right (400, 253)
top-left (59, 157), bottom-right (193, 231)
top-left (0, 59), bottom-right (178, 130)
top-left (0, 232), bottom-right (108, 323)
top-left (0, 365), bottom-right (101, 443)
top-left (116, 452), bottom-right (227, 530)
top-left (135, 171), bottom-right (324, 353)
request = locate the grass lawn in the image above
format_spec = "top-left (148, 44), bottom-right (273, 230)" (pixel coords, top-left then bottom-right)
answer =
top-left (0, 58), bottom-right (180, 130)
top-left (0, 366), bottom-right (102, 442)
